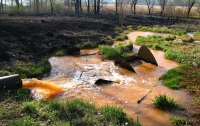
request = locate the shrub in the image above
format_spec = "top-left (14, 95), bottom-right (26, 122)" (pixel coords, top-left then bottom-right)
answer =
top-left (153, 94), bottom-right (182, 111)
top-left (127, 25), bottom-right (133, 31)
top-left (115, 27), bottom-right (124, 33)
top-left (105, 36), bottom-right (114, 45)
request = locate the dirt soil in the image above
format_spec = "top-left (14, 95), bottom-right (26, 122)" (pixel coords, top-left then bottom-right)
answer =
top-left (0, 14), bottom-right (197, 76)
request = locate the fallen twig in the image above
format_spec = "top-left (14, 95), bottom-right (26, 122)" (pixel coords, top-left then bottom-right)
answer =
top-left (80, 52), bottom-right (100, 56)
top-left (137, 81), bottom-right (158, 104)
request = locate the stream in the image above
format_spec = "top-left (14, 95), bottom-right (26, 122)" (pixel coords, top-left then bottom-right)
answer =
top-left (23, 31), bottom-right (195, 126)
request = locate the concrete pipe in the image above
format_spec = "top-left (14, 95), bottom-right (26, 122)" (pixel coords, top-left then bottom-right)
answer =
top-left (0, 74), bottom-right (22, 89)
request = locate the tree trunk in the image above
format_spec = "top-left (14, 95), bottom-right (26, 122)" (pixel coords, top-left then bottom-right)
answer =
top-left (46, 0), bottom-right (47, 12)
top-left (94, 0), bottom-right (96, 14)
top-left (87, 0), bottom-right (90, 14)
top-left (40, 0), bottom-right (42, 12)
top-left (80, 0), bottom-right (83, 14)
top-left (97, 0), bottom-right (100, 15)
top-left (4, 0), bottom-right (6, 13)
top-left (67, 0), bottom-right (70, 14)
top-left (15, 0), bottom-right (20, 14)
top-left (187, 8), bottom-right (191, 18)
top-left (30, 0), bottom-right (32, 13)
top-left (75, 0), bottom-right (79, 15)
top-left (115, 0), bottom-right (118, 14)
top-left (36, 0), bottom-right (39, 13)
top-left (133, 2), bottom-right (137, 14)
top-left (49, 0), bottom-right (53, 16)
top-left (0, 0), bottom-right (3, 13)
top-left (187, 0), bottom-right (195, 18)
top-left (148, 6), bottom-right (151, 15)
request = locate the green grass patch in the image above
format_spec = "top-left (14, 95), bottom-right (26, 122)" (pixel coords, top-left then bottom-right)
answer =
top-left (137, 26), bottom-right (186, 35)
top-left (55, 50), bottom-right (65, 56)
top-left (0, 89), bottom-right (140, 126)
top-left (193, 32), bottom-right (200, 41)
top-left (161, 64), bottom-right (200, 95)
top-left (76, 41), bottom-right (98, 49)
top-left (164, 35), bottom-right (176, 41)
top-left (99, 41), bottom-right (134, 59)
top-left (170, 116), bottom-right (192, 125)
top-left (179, 35), bottom-right (193, 43)
top-left (153, 94), bottom-right (182, 111)
top-left (99, 45), bottom-right (121, 59)
top-left (115, 34), bottom-right (129, 41)
top-left (136, 35), bottom-right (166, 50)
top-left (14, 57), bottom-right (51, 78)
top-left (136, 35), bottom-right (200, 65)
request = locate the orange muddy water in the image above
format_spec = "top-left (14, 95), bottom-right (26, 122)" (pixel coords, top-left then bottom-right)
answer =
top-left (22, 31), bottom-right (195, 126)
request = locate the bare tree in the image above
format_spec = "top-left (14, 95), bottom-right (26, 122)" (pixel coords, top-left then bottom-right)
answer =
top-left (118, 0), bottom-right (129, 26)
top-left (87, 0), bottom-right (90, 14)
top-left (197, 1), bottom-right (200, 17)
top-left (0, 0), bottom-right (3, 13)
top-left (15, 0), bottom-right (20, 14)
top-left (185, 0), bottom-right (196, 17)
top-left (157, 0), bottom-right (168, 15)
top-left (116, 0), bottom-right (118, 14)
top-left (75, 0), bottom-right (80, 15)
top-left (35, 0), bottom-right (40, 13)
top-left (145, 0), bottom-right (155, 15)
top-left (130, 0), bottom-right (137, 15)
top-left (49, 0), bottom-right (54, 16)
top-left (93, 0), bottom-right (101, 15)
top-left (97, 0), bottom-right (100, 14)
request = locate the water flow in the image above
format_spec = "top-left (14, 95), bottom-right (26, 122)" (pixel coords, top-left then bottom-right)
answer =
top-left (22, 32), bottom-right (195, 126)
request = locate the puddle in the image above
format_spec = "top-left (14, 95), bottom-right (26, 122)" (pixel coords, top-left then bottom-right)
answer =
top-left (22, 31), bottom-right (195, 126)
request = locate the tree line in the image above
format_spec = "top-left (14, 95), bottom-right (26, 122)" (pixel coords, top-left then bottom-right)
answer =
top-left (0, 0), bottom-right (199, 18)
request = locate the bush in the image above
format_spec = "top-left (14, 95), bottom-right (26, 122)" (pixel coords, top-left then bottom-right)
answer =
top-left (105, 36), bottom-right (114, 45)
top-left (153, 94), bottom-right (182, 111)
top-left (115, 27), bottom-right (124, 33)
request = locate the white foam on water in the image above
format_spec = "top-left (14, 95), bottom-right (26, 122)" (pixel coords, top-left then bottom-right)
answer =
top-left (59, 61), bottom-right (137, 90)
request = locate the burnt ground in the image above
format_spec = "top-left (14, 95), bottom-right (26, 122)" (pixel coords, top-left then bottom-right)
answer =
top-left (0, 14), bottom-right (200, 124)
top-left (0, 14), bottom-right (198, 77)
